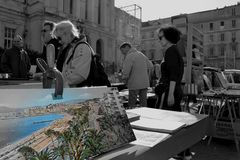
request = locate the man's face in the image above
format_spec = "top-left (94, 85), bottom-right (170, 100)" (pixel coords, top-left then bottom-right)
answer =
top-left (120, 46), bottom-right (129, 56)
top-left (13, 37), bottom-right (23, 48)
top-left (42, 25), bottom-right (52, 43)
top-left (55, 29), bottom-right (70, 46)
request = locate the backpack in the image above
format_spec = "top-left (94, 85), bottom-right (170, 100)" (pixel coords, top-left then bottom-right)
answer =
top-left (67, 41), bottom-right (111, 87)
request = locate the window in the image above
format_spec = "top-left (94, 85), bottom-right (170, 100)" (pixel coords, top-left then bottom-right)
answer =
top-left (98, 0), bottom-right (101, 24)
top-left (150, 31), bottom-right (154, 38)
top-left (232, 8), bottom-right (236, 16)
top-left (4, 27), bottom-right (15, 49)
top-left (232, 20), bottom-right (236, 28)
top-left (220, 33), bottom-right (224, 41)
top-left (85, 0), bottom-right (88, 19)
top-left (232, 32), bottom-right (236, 42)
top-left (220, 46), bottom-right (225, 56)
top-left (209, 35), bottom-right (214, 42)
top-left (220, 21), bottom-right (224, 26)
top-left (220, 21), bottom-right (224, 30)
top-left (210, 23), bottom-right (213, 30)
top-left (70, 0), bottom-right (73, 14)
top-left (232, 45), bottom-right (236, 53)
top-left (209, 47), bottom-right (214, 57)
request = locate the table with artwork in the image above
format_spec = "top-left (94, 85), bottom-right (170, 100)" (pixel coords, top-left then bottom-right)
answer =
top-left (96, 107), bottom-right (209, 160)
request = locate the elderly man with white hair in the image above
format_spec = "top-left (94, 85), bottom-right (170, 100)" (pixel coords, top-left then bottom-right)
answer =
top-left (53, 20), bottom-right (92, 87)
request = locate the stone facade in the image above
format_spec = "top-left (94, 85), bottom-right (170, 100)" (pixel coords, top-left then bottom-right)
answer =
top-left (141, 3), bottom-right (240, 69)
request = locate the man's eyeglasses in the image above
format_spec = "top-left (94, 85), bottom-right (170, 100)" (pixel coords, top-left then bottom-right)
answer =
top-left (158, 35), bottom-right (164, 41)
top-left (41, 29), bottom-right (49, 33)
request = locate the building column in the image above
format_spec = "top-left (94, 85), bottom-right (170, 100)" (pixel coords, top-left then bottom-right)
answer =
top-left (58, 0), bottom-right (63, 12)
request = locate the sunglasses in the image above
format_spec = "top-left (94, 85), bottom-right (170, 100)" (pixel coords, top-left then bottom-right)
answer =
top-left (57, 36), bottom-right (62, 41)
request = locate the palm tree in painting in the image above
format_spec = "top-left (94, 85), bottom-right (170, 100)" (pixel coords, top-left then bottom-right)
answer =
top-left (18, 105), bottom-right (104, 160)
top-left (18, 146), bottom-right (56, 160)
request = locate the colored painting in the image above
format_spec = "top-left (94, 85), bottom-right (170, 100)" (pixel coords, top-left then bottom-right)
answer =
top-left (0, 87), bottom-right (135, 159)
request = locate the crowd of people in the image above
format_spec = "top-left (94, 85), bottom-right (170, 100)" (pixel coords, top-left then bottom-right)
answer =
top-left (0, 19), bottom-right (193, 159)
top-left (0, 19), bottom-right (187, 112)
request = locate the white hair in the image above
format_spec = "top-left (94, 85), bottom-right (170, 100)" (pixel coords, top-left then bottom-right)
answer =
top-left (54, 20), bottom-right (79, 38)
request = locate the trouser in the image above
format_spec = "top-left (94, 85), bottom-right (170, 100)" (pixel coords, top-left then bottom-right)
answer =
top-left (128, 88), bottom-right (148, 108)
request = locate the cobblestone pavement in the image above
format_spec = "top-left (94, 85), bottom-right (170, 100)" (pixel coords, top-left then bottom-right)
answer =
top-left (170, 137), bottom-right (240, 160)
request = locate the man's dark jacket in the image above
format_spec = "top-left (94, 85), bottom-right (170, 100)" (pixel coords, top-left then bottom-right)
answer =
top-left (1, 46), bottom-right (31, 78)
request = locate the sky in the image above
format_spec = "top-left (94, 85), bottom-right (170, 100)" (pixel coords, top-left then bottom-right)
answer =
top-left (115, 0), bottom-right (240, 22)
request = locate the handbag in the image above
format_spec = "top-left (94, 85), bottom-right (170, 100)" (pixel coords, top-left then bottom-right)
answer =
top-left (154, 82), bottom-right (168, 96)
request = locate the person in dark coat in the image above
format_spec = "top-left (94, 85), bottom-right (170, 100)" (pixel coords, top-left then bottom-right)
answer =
top-left (35, 20), bottom-right (62, 73)
top-left (1, 35), bottom-right (31, 78)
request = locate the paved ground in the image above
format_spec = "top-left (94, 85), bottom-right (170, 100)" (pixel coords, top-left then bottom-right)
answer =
top-left (169, 103), bottom-right (240, 160)
top-left (169, 137), bottom-right (240, 160)
top-left (190, 137), bottom-right (240, 160)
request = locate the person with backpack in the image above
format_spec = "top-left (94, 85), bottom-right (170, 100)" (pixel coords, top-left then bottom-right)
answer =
top-left (53, 20), bottom-right (110, 88)
top-left (53, 20), bottom-right (91, 87)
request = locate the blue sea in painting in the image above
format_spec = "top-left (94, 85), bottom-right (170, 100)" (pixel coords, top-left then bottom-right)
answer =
top-left (0, 114), bottom-right (64, 148)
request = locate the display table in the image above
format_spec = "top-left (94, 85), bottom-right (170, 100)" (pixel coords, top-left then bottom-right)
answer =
top-left (119, 89), bottom-right (157, 108)
top-left (200, 90), bottom-right (240, 151)
top-left (96, 107), bottom-right (209, 160)
top-left (111, 82), bottom-right (127, 91)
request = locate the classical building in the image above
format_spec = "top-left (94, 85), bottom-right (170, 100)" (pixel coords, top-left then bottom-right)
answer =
top-left (0, 0), bottom-right (141, 74)
top-left (141, 3), bottom-right (240, 69)
top-left (114, 5), bottom-right (141, 70)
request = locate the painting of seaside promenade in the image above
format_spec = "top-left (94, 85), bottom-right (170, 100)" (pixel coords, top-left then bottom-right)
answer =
top-left (0, 87), bottom-right (135, 159)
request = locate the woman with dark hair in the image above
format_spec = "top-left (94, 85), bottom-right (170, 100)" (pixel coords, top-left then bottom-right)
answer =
top-left (156, 25), bottom-right (192, 160)
top-left (157, 25), bottom-right (184, 111)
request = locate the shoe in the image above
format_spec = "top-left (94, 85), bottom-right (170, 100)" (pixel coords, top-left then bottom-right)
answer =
top-left (184, 155), bottom-right (192, 160)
